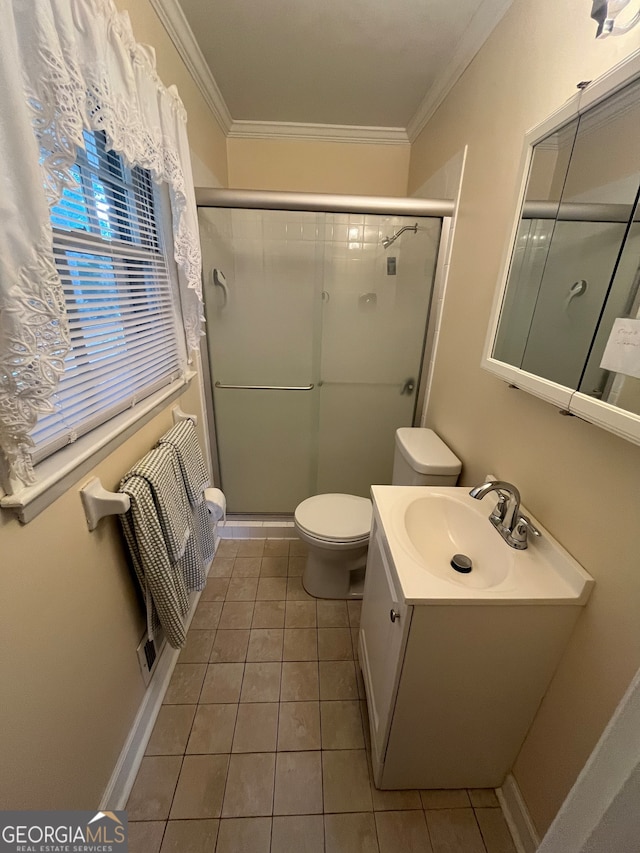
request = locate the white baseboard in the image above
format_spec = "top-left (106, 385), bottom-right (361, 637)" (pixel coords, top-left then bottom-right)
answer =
top-left (497, 774), bottom-right (541, 853)
top-left (100, 636), bottom-right (181, 810)
top-left (100, 553), bottom-right (216, 810)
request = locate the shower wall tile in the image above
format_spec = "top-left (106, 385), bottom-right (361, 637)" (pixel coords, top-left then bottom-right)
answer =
top-left (333, 224), bottom-right (348, 243)
top-left (347, 224), bottom-right (363, 242)
top-left (302, 223), bottom-right (319, 241)
top-left (233, 216), bottom-right (262, 242)
top-left (286, 223), bottom-right (303, 240)
top-left (264, 219), bottom-right (288, 241)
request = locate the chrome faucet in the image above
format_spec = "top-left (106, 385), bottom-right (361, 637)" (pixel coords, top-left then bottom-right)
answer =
top-left (469, 480), bottom-right (540, 550)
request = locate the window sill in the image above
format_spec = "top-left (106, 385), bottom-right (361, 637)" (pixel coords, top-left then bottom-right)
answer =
top-left (1, 371), bottom-right (196, 524)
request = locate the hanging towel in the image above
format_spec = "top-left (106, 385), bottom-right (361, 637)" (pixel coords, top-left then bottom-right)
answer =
top-left (160, 420), bottom-right (215, 567)
top-left (193, 501), bottom-right (215, 567)
top-left (119, 444), bottom-right (204, 645)
top-left (123, 445), bottom-right (191, 562)
top-left (159, 420), bottom-right (210, 505)
top-left (119, 475), bottom-right (189, 649)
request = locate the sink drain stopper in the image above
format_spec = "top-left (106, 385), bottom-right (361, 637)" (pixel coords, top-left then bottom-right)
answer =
top-left (451, 554), bottom-right (473, 574)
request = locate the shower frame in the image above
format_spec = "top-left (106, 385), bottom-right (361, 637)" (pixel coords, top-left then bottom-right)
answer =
top-left (196, 188), bottom-right (454, 508)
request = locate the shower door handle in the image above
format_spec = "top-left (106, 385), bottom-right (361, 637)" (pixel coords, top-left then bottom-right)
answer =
top-left (215, 381), bottom-right (315, 391)
top-left (400, 377), bottom-right (416, 395)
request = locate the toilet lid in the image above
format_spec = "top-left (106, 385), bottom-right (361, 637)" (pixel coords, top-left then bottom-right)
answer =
top-left (295, 494), bottom-right (372, 543)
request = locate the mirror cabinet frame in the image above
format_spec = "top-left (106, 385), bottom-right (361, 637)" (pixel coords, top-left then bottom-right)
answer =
top-left (482, 49), bottom-right (640, 446)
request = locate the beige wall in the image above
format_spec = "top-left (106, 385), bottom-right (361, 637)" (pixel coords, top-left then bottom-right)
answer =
top-left (0, 0), bottom-right (223, 809)
top-left (409, 0), bottom-right (640, 836)
top-left (113, 0), bottom-right (228, 188)
top-left (227, 137), bottom-right (410, 195)
top-left (0, 391), bottom-right (210, 808)
top-left (5, 0), bottom-right (638, 822)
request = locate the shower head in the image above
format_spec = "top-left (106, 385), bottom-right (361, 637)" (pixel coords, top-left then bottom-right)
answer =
top-left (381, 223), bottom-right (418, 250)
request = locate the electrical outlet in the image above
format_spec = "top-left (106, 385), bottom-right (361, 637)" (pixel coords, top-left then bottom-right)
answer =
top-left (136, 629), bottom-right (165, 686)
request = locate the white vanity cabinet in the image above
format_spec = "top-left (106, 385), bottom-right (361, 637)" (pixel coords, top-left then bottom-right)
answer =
top-left (359, 510), bottom-right (586, 790)
top-left (358, 517), bottom-right (411, 761)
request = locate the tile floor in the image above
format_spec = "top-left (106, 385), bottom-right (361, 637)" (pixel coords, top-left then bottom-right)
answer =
top-left (127, 538), bottom-right (517, 853)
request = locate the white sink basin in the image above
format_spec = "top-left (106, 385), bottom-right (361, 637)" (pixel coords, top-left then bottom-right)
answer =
top-left (403, 493), bottom-right (510, 589)
top-left (372, 486), bottom-right (594, 605)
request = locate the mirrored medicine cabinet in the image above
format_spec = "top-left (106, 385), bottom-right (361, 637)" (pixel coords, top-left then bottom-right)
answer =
top-left (483, 52), bottom-right (640, 445)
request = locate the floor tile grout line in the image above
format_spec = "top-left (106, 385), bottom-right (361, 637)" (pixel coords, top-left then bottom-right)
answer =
top-left (471, 804), bottom-right (491, 853)
top-left (371, 804), bottom-right (382, 853)
top-left (423, 806), bottom-right (438, 853)
top-left (163, 749), bottom-right (186, 825)
top-left (144, 558), bottom-right (214, 828)
top-left (269, 662), bottom-right (281, 846)
top-left (217, 552), bottom-right (249, 823)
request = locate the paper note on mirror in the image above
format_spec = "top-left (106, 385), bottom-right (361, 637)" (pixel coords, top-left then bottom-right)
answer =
top-left (600, 318), bottom-right (640, 379)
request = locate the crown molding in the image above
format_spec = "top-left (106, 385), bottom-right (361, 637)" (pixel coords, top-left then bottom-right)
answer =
top-left (151, 0), bottom-right (509, 147)
top-left (407, 0), bottom-right (514, 142)
top-left (149, 0), bottom-right (233, 134)
top-left (228, 121), bottom-right (410, 145)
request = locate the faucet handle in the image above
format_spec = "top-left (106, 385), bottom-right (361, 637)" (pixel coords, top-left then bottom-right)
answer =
top-left (510, 513), bottom-right (541, 549)
top-left (489, 491), bottom-right (509, 525)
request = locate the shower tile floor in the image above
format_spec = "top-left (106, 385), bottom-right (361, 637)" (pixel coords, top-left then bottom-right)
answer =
top-left (127, 538), bottom-right (517, 853)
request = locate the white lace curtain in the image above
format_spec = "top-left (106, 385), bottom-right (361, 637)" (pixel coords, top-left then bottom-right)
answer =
top-left (0, 0), bottom-right (204, 490)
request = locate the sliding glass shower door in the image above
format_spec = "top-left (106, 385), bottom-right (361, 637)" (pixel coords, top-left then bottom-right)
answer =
top-left (199, 206), bottom-right (441, 513)
top-left (316, 214), bottom-right (440, 496)
top-left (200, 209), bottom-right (323, 512)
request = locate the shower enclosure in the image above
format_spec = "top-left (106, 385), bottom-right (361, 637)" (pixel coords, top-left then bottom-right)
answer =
top-left (198, 192), bottom-right (449, 514)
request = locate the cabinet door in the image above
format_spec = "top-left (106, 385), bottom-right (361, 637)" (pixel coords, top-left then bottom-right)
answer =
top-left (359, 524), bottom-right (410, 760)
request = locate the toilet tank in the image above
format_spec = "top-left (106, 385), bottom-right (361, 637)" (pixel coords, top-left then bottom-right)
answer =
top-left (392, 428), bottom-right (461, 486)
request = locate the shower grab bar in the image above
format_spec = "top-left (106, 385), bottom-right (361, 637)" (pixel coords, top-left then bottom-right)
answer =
top-left (215, 381), bottom-right (315, 391)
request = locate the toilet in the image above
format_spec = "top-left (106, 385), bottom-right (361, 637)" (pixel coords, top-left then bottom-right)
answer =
top-left (294, 428), bottom-right (462, 599)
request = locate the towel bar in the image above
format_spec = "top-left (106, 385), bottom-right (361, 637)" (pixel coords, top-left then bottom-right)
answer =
top-left (214, 381), bottom-right (314, 391)
top-left (80, 477), bottom-right (130, 531)
top-left (172, 406), bottom-right (197, 425)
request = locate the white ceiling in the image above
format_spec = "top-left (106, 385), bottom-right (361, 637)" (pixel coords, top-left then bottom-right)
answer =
top-left (162, 0), bottom-right (512, 137)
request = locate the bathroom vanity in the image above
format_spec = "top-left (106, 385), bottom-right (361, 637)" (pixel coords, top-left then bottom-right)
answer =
top-left (358, 485), bottom-right (594, 789)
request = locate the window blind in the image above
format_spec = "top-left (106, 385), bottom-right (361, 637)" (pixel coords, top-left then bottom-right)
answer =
top-left (30, 131), bottom-right (183, 463)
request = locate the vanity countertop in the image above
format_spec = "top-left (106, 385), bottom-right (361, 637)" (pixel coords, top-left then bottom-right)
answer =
top-left (371, 485), bottom-right (594, 606)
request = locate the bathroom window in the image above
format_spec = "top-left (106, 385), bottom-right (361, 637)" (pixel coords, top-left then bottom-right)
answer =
top-left (30, 130), bottom-right (185, 464)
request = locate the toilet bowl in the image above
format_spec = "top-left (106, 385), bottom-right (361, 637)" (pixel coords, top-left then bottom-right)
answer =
top-left (294, 494), bottom-right (372, 599)
top-left (295, 429), bottom-right (462, 600)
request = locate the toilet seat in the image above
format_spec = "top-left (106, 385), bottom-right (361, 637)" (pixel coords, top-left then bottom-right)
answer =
top-left (295, 493), bottom-right (372, 544)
